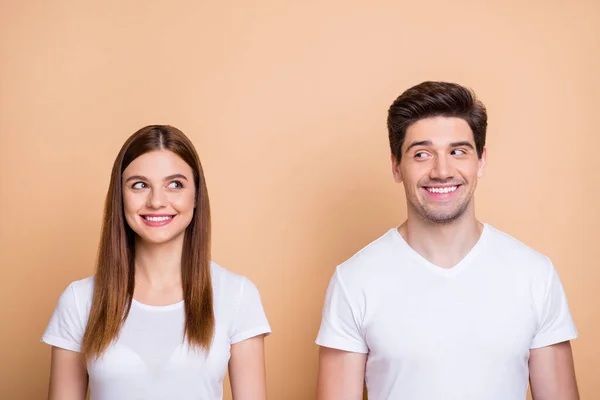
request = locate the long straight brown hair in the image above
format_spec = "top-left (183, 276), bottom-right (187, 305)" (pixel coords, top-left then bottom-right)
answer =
top-left (81, 125), bottom-right (214, 360)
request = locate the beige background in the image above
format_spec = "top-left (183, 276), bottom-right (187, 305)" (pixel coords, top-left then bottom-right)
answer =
top-left (1, 0), bottom-right (598, 399)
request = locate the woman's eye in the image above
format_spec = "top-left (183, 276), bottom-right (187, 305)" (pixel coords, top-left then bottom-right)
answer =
top-left (132, 182), bottom-right (146, 189)
top-left (168, 180), bottom-right (183, 189)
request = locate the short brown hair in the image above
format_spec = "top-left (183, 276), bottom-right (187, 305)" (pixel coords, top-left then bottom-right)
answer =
top-left (387, 81), bottom-right (487, 161)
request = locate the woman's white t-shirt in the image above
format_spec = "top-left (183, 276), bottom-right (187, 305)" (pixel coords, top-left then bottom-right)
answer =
top-left (42, 261), bottom-right (271, 400)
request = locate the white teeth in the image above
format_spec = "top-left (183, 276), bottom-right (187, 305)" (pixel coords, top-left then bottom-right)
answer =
top-left (144, 216), bottom-right (173, 222)
top-left (427, 186), bottom-right (458, 194)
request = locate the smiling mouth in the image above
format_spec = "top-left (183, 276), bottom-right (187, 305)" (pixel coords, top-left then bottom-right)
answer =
top-left (142, 215), bottom-right (175, 222)
top-left (425, 185), bottom-right (459, 194)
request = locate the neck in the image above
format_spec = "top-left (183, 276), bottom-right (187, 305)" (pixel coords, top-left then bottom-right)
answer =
top-left (399, 206), bottom-right (483, 269)
top-left (134, 234), bottom-right (184, 289)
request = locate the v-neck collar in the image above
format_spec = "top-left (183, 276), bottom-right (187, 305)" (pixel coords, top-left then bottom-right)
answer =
top-left (391, 223), bottom-right (490, 278)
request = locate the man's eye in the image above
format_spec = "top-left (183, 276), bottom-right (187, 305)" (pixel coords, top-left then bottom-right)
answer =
top-left (452, 149), bottom-right (466, 155)
top-left (415, 152), bottom-right (429, 159)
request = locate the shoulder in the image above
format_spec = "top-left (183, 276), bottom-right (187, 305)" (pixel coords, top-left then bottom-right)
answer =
top-left (337, 228), bottom-right (399, 271)
top-left (209, 261), bottom-right (269, 332)
top-left (55, 275), bottom-right (95, 310)
top-left (210, 260), bottom-right (254, 288)
top-left (331, 228), bottom-right (399, 288)
top-left (209, 261), bottom-right (263, 302)
top-left (42, 276), bottom-right (95, 351)
top-left (485, 224), bottom-right (550, 261)
top-left (69, 275), bottom-right (96, 297)
top-left (483, 224), bottom-right (555, 277)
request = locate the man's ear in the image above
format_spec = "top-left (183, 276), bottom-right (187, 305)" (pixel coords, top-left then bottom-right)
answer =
top-left (477, 147), bottom-right (487, 179)
top-left (391, 154), bottom-right (403, 183)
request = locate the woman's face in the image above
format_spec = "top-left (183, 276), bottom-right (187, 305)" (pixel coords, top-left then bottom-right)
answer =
top-left (121, 150), bottom-right (196, 245)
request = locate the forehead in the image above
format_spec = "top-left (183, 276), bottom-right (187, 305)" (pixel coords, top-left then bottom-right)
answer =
top-left (122, 150), bottom-right (192, 177)
top-left (404, 116), bottom-right (474, 147)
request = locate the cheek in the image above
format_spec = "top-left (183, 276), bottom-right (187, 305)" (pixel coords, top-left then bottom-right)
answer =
top-left (461, 163), bottom-right (481, 181)
top-left (122, 194), bottom-right (141, 230)
top-left (171, 192), bottom-right (196, 213)
top-left (401, 167), bottom-right (424, 189)
top-left (122, 192), bottom-right (149, 230)
top-left (122, 191), bottom-right (144, 214)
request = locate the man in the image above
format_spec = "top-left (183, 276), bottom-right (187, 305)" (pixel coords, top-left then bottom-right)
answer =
top-left (315, 81), bottom-right (579, 399)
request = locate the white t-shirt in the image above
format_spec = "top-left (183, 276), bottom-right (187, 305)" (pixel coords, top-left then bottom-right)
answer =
top-left (316, 224), bottom-right (578, 400)
top-left (42, 261), bottom-right (271, 400)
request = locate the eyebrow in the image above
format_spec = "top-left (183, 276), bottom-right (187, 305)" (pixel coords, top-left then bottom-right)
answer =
top-left (449, 141), bottom-right (476, 150)
top-left (124, 174), bottom-right (189, 183)
top-left (404, 140), bottom-right (432, 153)
top-left (404, 140), bottom-right (475, 153)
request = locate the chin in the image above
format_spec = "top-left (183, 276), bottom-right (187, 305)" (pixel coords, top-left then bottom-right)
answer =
top-left (133, 227), bottom-right (186, 245)
top-left (425, 214), bottom-right (462, 224)
top-left (137, 235), bottom-right (181, 246)
top-left (423, 207), bottom-right (468, 223)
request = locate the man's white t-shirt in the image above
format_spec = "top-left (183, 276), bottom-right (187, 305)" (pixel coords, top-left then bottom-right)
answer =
top-left (42, 261), bottom-right (271, 400)
top-left (316, 224), bottom-right (578, 400)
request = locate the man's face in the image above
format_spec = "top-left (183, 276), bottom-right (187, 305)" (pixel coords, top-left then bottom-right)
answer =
top-left (392, 116), bottom-right (486, 224)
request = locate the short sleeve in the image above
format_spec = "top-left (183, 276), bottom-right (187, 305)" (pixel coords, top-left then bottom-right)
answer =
top-left (530, 258), bottom-right (578, 349)
top-left (315, 268), bottom-right (368, 354)
top-left (230, 278), bottom-right (271, 344)
top-left (41, 283), bottom-right (85, 352)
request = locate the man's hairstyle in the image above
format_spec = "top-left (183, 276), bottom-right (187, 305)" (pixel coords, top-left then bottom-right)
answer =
top-left (387, 81), bottom-right (487, 161)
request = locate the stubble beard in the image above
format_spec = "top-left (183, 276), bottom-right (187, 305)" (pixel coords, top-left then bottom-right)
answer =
top-left (408, 189), bottom-right (473, 225)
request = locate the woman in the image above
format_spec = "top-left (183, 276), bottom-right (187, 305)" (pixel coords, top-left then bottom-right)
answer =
top-left (42, 125), bottom-right (271, 400)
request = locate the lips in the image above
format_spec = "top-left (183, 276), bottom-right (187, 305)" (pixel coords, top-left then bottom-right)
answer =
top-left (422, 184), bottom-right (462, 199)
top-left (426, 185), bottom-right (458, 194)
top-left (140, 214), bottom-right (176, 227)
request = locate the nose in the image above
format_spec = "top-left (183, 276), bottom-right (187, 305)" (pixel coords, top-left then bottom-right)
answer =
top-left (146, 188), bottom-right (167, 209)
top-left (430, 154), bottom-right (453, 181)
